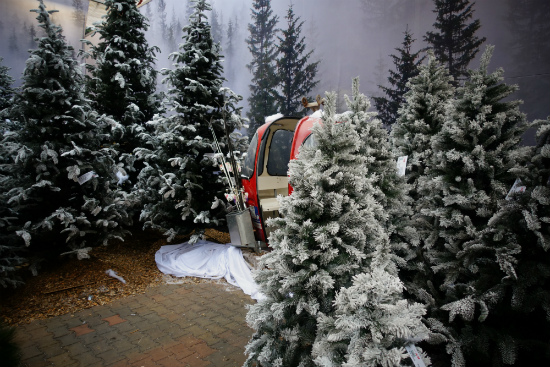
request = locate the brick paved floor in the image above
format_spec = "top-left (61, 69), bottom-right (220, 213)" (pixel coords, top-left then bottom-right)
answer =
top-left (14, 282), bottom-right (255, 367)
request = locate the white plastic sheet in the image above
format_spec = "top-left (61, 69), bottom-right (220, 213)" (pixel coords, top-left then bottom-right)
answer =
top-left (155, 240), bottom-right (265, 300)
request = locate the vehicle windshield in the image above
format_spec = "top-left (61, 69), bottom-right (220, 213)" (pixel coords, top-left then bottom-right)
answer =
top-left (241, 132), bottom-right (258, 179)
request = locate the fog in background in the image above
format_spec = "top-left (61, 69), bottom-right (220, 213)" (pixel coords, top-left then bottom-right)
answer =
top-left (1, 0), bottom-right (548, 128)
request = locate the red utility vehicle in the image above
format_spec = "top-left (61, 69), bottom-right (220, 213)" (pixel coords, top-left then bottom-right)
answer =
top-left (240, 113), bottom-right (322, 244)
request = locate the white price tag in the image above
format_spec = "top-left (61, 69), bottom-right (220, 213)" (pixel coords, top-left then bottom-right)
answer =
top-left (505, 178), bottom-right (526, 200)
top-left (405, 344), bottom-right (426, 367)
top-left (77, 171), bottom-right (98, 185)
top-left (397, 155), bottom-right (408, 177)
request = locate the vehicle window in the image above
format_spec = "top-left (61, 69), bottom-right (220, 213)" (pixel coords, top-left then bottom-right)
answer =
top-left (241, 132), bottom-right (258, 179)
top-left (257, 128), bottom-right (269, 176)
top-left (301, 133), bottom-right (317, 149)
top-left (267, 130), bottom-right (294, 176)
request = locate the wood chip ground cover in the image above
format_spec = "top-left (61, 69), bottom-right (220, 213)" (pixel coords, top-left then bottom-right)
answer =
top-left (0, 228), bottom-right (233, 325)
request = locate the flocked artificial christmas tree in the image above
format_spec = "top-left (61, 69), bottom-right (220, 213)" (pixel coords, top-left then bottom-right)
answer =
top-left (132, 0), bottom-right (245, 243)
top-left (415, 46), bottom-right (531, 366)
top-left (390, 53), bottom-right (455, 201)
top-left (2, 0), bottom-right (130, 262)
top-left (244, 92), bottom-right (426, 367)
top-left (439, 115), bottom-right (550, 366)
top-left (85, 0), bottom-right (162, 183)
top-left (341, 78), bottom-right (417, 272)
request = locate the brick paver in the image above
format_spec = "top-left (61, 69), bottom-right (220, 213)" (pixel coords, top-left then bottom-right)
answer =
top-left (14, 282), bottom-right (255, 366)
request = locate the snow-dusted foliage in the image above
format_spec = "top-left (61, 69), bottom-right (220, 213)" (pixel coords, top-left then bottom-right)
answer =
top-left (339, 78), bottom-right (416, 272)
top-left (461, 115), bottom-right (550, 366)
top-left (85, 0), bottom-right (162, 186)
top-left (85, 0), bottom-right (161, 128)
top-left (244, 92), bottom-right (425, 367)
top-left (415, 46), bottom-right (531, 366)
top-left (0, 129), bottom-right (25, 287)
top-left (1, 0), bottom-right (130, 269)
top-left (314, 268), bottom-right (428, 367)
top-left (390, 53), bottom-right (455, 200)
top-left (132, 0), bottom-right (246, 243)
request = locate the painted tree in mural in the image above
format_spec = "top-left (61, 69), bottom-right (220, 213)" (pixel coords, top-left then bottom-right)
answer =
top-left (2, 0), bottom-right (130, 269)
top-left (246, 0), bottom-right (279, 139)
top-left (506, 0), bottom-right (550, 120)
top-left (424, 0), bottom-right (486, 83)
top-left (274, 5), bottom-right (320, 116)
top-left (373, 27), bottom-right (425, 127)
top-left (0, 57), bottom-right (14, 114)
top-left (132, 0), bottom-right (245, 243)
top-left (415, 46), bottom-right (531, 366)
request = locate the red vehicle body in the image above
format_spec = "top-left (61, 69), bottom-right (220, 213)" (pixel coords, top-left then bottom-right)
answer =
top-left (240, 114), bottom-right (322, 244)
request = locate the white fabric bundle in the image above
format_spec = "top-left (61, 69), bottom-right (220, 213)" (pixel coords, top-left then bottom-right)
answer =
top-left (155, 240), bottom-right (264, 300)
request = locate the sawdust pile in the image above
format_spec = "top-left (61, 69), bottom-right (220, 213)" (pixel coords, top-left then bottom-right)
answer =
top-left (0, 228), bottom-right (232, 325)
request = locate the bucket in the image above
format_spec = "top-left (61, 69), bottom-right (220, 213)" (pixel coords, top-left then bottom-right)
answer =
top-left (226, 209), bottom-right (256, 249)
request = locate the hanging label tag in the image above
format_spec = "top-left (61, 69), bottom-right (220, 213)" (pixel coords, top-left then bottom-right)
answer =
top-left (77, 171), bottom-right (97, 185)
top-left (397, 155), bottom-right (408, 177)
top-left (405, 344), bottom-right (426, 367)
top-left (505, 178), bottom-right (526, 200)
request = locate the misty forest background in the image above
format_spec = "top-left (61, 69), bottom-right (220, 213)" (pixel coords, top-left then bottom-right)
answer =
top-left (1, 1), bottom-right (550, 367)
top-left (1, 0), bottom-right (548, 129)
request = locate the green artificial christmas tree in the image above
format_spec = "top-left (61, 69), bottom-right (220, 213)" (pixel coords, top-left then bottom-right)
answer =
top-left (132, 0), bottom-right (245, 243)
top-left (3, 0), bottom-right (130, 262)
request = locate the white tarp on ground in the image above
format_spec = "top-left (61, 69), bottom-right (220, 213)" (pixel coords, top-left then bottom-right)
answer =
top-left (155, 240), bottom-right (265, 301)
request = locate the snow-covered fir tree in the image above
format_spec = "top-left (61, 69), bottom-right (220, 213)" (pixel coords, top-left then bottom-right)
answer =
top-left (390, 53), bottom-right (455, 201)
top-left (415, 46), bottom-right (530, 366)
top-left (85, 0), bottom-right (161, 184)
top-left (244, 92), bottom-right (420, 366)
top-left (373, 27), bottom-right (426, 127)
top-left (275, 4), bottom-right (320, 116)
top-left (424, 0), bottom-right (486, 83)
top-left (2, 0), bottom-right (130, 263)
top-left (132, 0), bottom-right (245, 243)
top-left (246, 0), bottom-right (279, 139)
